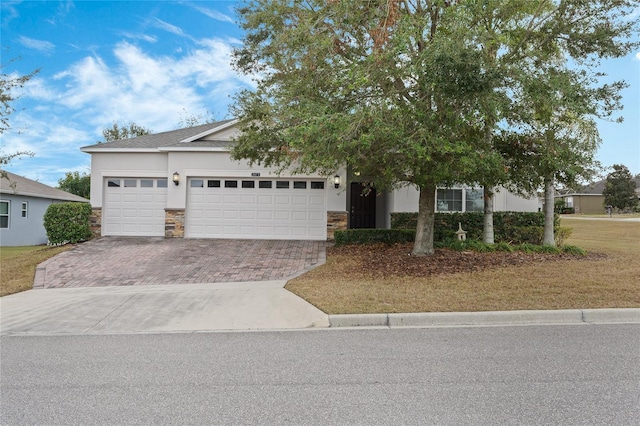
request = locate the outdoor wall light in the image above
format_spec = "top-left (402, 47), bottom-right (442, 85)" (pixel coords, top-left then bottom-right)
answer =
top-left (333, 175), bottom-right (341, 189)
top-left (172, 172), bottom-right (180, 186)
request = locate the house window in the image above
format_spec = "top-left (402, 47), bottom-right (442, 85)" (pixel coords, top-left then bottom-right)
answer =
top-left (190, 179), bottom-right (204, 188)
top-left (0, 200), bottom-right (9, 228)
top-left (21, 202), bottom-right (28, 218)
top-left (242, 180), bottom-right (255, 188)
top-left (437, 189), bottom-right (463, 212)
top-left (157, 179), bottom-right (168, 188)
top-left (124, 179), bottom-right (137, 188)
top-left (107, 179), bottom-right (120, 187)
top-left (276, 181), bottom-right (289, 189)
top-left (293, 181), bottom-right (307, 189)
top-left (140, 179), bottom-right (154, 188)
top-left (465, 188), bottom-right (484, 212)
top-left (207, 180), bottom-right (221, 188)
top-left (259, 181), bottom-right (272, 189)
top-left (225, 180), bottom-right (238, 188)
top-left (311, 181), bottom-right (325, 189)
top-left (565, 197), bottom-right (573, 208)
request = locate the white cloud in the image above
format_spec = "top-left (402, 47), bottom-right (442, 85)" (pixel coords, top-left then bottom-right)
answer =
top-left (18, 36), bottom-right (55, 53)
top-left (41, 38), bottom-right (255, 131)
top-left (121, 32), bottom-right (157, 43)
top-left (153, 18), bottom-right (187, 38)
top-left (191, 4), bottom-right (235, 23)
top-left (635, 51), bottom-right (640, 61)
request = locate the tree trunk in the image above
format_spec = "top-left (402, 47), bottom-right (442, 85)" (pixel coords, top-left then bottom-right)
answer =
top-left (412, 183), bottom-right (436, 256)
top-left (482, 186), bottom-right (494, 244)
top-left (543, 176), bottom-right (555, 246)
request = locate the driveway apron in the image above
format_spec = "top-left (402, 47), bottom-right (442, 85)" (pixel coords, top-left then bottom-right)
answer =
top-left (34, 237), bottom-right (326, 289)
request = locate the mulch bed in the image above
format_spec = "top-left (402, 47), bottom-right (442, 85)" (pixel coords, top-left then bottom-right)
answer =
top-left (329, 243), bottom-right (606, 278)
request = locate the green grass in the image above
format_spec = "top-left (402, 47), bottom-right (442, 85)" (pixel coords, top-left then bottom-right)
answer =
top-left (1, 245), bottom-right (71, 297)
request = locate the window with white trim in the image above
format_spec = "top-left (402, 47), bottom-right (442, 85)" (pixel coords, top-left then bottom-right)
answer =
top-left (465, 188), bottom-right (484, 212)
top-left (436, 188), bottom-right (484, 213)
top-left (437, 189), bottom-right (463, 212)
top-left (0, 200), bottom-right (9, 228)
top-left (21, 202), bottom-right (28, 218)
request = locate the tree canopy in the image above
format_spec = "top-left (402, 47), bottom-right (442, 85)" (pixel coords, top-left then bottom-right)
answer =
top-left (1, 58), bottom-right (39, 179)
top-left (603, 164), bottom-right (638, 212)
top-left (57, 171), bottom-right (91, 199)
top-left (100, 122), bottom-right (151, 142)
top-left (231, 0), bottom-right (638, 254)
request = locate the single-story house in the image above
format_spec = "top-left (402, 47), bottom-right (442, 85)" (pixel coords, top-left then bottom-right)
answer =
top-left (80, 120), bottom-right (539, 241)
top-left (0, 170), bottom-right (89, 246)
top-left (556, 176), bottom-right (640, 214)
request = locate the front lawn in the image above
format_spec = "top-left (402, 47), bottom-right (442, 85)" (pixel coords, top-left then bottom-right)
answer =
top-left (0, 245), bottom-right (71, 297)
top-left (286, 218), bottom-right (640, 314)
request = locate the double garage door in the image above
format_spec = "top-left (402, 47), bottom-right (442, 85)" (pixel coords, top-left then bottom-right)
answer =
top-left (186, 178), bottom-right (327, 240)
top-left (103, 177), bottom-right (327, 240)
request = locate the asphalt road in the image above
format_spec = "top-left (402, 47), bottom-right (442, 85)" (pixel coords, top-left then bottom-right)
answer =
top-left (2, 325), bottom-right (639, 425)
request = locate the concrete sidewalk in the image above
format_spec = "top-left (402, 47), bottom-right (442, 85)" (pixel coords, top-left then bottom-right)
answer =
top-left (2, 281), bottom-right (638, 335)
top-left (0, 281), bottom-right (329, 335)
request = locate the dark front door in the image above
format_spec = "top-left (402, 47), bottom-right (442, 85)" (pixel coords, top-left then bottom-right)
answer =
top-left (350, 182), bottom-right (376, 228)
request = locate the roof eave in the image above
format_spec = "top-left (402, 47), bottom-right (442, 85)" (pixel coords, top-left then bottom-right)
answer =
top-left (179, 119), bottom-right (239, 143)
top-left (80, 147), bottom-right (161, 153)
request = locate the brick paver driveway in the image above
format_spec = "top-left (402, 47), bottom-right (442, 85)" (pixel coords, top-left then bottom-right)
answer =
top-left (35, 237), bottom-right (326, 289)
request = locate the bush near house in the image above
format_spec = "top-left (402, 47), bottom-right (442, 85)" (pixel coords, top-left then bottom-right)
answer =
top-left (382, 211), bottom-right (562, 245)
top-left (43, 202), bottom-right (92, 245)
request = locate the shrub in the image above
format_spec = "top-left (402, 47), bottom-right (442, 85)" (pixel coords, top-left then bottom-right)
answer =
top-left (43, 202), bottom-right (92, 245)
top-left (562, 245), bottom-right (587, 256)
top-left (390, 211), bottom-right (558, 244)
top-left (493, 241), bottom-right (514, 252)
top-left (334, 229), bottom-right (416, 246)
top-left (555, 227), bottom-right (572, 246)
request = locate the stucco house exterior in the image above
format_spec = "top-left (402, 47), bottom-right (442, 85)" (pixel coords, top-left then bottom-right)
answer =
top-left (0, 170), bottom-right (89, 246)
top-left (556, 176), bottom-right (640, 214)
top-left (81, 120), bottom-right (538, 241)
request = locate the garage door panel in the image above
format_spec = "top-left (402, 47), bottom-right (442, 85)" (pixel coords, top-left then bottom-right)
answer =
top-left (292, 195), bottom-right (307, 204)
top-left (186, 178), bottom-right (326, 240)
top-left (240, 210), bottom-right (255, 219)
top-left (274, 211), bottom-right (289, 220)
top-left (291, 211), bottom-right (307, 221)
top-left (103, 178), bottom-right (167, 237)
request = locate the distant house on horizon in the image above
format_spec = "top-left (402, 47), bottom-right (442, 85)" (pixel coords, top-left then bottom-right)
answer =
top-left (555, 176), bottom-right (640, 214)
top-left (0, 170), bottom-right (88, 246)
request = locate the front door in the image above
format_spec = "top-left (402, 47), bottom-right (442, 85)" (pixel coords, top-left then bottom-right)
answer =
top-left (350, 182), bottom-right (376, 228)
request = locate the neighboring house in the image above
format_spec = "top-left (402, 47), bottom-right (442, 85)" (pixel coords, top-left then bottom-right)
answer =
top-left (81, 120), bottom-right (539, 241)
top-left (556, 176), bottom-right (640, 214)
top-left (0, 170), bottom-right (89, 246)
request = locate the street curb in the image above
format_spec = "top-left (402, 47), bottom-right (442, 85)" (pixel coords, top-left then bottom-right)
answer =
top-left (328, 308), bottom-right (640, 328)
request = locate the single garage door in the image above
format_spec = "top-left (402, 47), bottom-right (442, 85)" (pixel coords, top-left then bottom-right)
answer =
top-left (103, 178), bottom-right (168, 236)
top-left (186, 178), bottom-right (327, 240)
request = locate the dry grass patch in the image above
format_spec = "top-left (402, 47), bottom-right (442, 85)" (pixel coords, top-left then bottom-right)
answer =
top-left (0, 245), bottom-right (71, 297)
top-left (286, 218), bottom-right (639, 314)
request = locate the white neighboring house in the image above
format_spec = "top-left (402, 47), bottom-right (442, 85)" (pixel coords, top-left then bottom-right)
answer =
top-left (0, 170), bottom-right (89, 246)
top-left (81, 120), bottom-right (539, 241)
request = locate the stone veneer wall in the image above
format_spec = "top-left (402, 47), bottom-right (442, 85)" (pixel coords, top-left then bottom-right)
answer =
top-left (326, 211), bottom-right (348, 241)
top-left (89, 207), bottom-right (102, 238)
top-left (165, 209), bottom-right (185, 238)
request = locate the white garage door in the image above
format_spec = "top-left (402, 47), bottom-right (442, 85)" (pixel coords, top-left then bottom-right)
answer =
top-left (186, 178), bottom-right (327, 240)
top-left (103, 178), bottom-right (168, 236)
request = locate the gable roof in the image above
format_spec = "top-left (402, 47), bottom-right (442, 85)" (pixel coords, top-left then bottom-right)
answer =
top-left (80, 119), bottom-right (237, 152)
top-left (562, 176), bottom-right (640, 196)
top-left (0, 170), bottom-right (89, 202)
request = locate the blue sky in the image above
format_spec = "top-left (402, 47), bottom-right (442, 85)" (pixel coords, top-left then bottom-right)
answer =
top-left (1, 1), bottom-right (639, 187)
